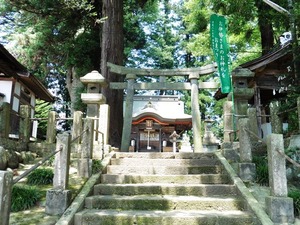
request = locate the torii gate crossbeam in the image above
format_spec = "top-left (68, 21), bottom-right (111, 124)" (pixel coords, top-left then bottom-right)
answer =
top-left (107, 62), bottom-right (218, 152)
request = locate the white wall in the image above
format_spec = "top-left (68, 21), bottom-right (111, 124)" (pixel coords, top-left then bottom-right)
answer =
top-left (0, 80), bottom-right (13, 103)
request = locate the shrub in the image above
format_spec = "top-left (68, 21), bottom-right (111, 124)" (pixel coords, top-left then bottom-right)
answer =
top-left (253, 155), bottom-right (269, 186)
top-left (11, 184), bottom-right (42, 212)
top-left (92, 159), bottom-right (104, 174)
top-left (27, 168), bottom-right (54, 185)
top-left (288, 188), bottom-right (300, 217)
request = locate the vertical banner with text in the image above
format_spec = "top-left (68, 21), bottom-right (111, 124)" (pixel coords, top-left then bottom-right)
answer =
top-left (210, 14), bottom-right (231, 93)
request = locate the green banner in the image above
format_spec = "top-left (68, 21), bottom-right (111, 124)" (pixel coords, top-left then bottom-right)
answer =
top-left (210, 14), bottom-right (231, 93)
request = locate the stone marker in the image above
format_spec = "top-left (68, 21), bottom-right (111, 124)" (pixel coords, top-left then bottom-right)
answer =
top-left (0, 171), bottom-right (13, 225)
top-left (265, 134), bottom-right (294, 224)
top-left (237, 118), bottom-right (256, 182)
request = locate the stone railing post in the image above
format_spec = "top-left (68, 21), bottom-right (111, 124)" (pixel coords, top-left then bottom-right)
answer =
top-left (19, 105), bottom-right (31, 143)
top-left (72, 111), bottom-right (83, 144)
top-left (189, 73), bottom-right (202, 152)
top-left (247, 107), bottom-right (260, 141)
top-left (266, 134), bottom-right (294, 224)
top-left (270, 101), bottom-right (283, 134)
top-left (46, 111), bottom-right (57, 143)
top-left (0, 102), bottom-right (10, 138)
top-left (99, 104), bottom-right (110, 146)
top-left (45, 132), bottom-right (72, 216)
top-left (223, 99), bottom-right (233, 142)
top-left (237, 118), bottom-right (256, 181)
top-left (78, 118), bottom-right (94, 178)
top-left (71, 111), bottom-right (83, 157)
top-left (0, 171), bottom-right (13, 225)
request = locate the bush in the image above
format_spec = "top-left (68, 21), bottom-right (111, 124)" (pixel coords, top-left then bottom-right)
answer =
top-left (11, 184), bottom-right (42, 212)
top-left (92, 159), bottom-right (104, 174)
top-left (253, 155), bottom-right (269, 186)
top-left (27, 168), bottom-right (54, 185)
top-left (288, 188), bottom-right (300, 217)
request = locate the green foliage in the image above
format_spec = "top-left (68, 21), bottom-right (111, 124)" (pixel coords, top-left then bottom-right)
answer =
top-left (288, 188), bottom-right (300, 217)
top-left (253, 155), bottom-right (269, 186)
top-left (34, 100), bottom-right (52, 139)
top-left (27, 168), bottom-right (54, 185)
top-left (11, 184), bottom-right (42, 212)
top-left (92, 159), bottom-right (104, 174)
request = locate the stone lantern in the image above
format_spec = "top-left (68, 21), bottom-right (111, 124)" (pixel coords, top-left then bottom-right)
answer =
top-left (80, 70), bottom-right (107, 144)
top-left (169, 131), bottom-right (180, 153)
top-left (202, 117), bottom-right (219, 151)
top-left (80, 70), bottom-right (107, 118)
top-left (231, 67), bottom-right (254, 118)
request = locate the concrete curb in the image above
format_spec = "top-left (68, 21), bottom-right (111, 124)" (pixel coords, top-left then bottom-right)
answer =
top-left (55, 151), bottom-right (115, 225)
top-left (215, 151), bottom-right (274, 225)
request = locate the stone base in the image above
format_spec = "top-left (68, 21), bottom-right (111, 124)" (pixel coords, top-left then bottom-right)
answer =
top-left (265, 196), bottom-right (294, 224)
top-left (203, 144), bottom-right (219, 152)
top-left (221, 148), bottom-right (239, 162)
top-left (78, 158), bottom-right (92, 178)
top-left (45, 188), bottom-right (71, 216)
top-left (238, 163), bottom-right (256, 182)
top-left (221, 141), bottom-right (239, 150)
top-left (179, 146), bottom-right (193, 152)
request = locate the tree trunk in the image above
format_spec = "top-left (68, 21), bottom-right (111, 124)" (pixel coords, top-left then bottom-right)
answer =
top-left (66, 67), bottom-right (82, 115)
top-left (101, 0), bottom-right (124, 148)
top-left (259, 22), bottom-right (274, 55)
top-left (255, 0), bottom-right (275, 55)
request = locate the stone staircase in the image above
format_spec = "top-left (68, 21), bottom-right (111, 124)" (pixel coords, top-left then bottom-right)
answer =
top-left (74, 152), bottom-right (260, 225)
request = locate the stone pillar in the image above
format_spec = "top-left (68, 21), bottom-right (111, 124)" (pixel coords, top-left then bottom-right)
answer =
top-left (265, 134), bottom-right (294, 224)
top-left (19, 105), bottom-right (31, 143)
top-left (237, 118), bottom-right (256, 181)
top-left (46, 132), bottom-right (72, 216)
top-left (99, 104), bottom-right (110, 146)
top-left (189, 73), bottom-right (202, 152)
top-left (270, 101), bottom-right (283, 134)
top-left (53, 132), bottom-right (71, 189)
top-left (0, 102), bottom-right (10, 138)
top-left (121, 74), bottom-right (136, 152)
top-left (247, 107), bottom-right (259, 142)
top-left (46, 111), bottom-right (57, 143)
top-left (0, 171), bottom-right (13, 225)
top-left (78, 118), bottom-right (94, 178)
top-left (72, 111), bottom-right (83, 145)
top-left (223, 100), bottom-right (233, 142)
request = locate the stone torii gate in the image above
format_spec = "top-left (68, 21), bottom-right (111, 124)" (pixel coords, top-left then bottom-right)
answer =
top-left (107, 62), bottom-right (218, 152)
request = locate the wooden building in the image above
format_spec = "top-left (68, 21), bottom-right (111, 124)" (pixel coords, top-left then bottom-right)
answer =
top-left (128, 95), bottom-right (192, 152)
top-left (216, 42), bottom-right (297, 138)
top-left (0, 44), bottom-right (54, 138)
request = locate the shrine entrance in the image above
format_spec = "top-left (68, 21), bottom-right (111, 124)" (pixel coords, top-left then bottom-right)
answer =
top-left (129, 95), bottom-right (193, 152)
top-left (108, 62), bottom-right (218, 152)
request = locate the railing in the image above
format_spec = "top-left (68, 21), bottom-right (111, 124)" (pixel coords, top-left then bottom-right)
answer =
top-left (0, 116), bottom-right (104, 225)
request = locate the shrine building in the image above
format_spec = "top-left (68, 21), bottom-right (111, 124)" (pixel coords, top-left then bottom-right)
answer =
top-left (127, 95), bottom-right (192, 152)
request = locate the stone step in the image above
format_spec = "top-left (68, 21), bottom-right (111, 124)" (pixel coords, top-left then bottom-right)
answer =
top-left (106, 165), bottom-right (224, 175)
top-left (75, 209), bottom-right (257, 225)
top-left (84, 195), bottom-right (245, 211)
top-left (93, 183), bottom-right (237, 196)
top-left (101, 174), bottom-right (231, 184)
top-left (110, 158), bottom-right (221, 166)
top-left (115, 152), bottom-right (216, 159)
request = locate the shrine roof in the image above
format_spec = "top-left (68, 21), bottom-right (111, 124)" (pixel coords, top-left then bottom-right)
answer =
top-left (130, 95), bottom-right (192, 125)
top-left (0, 44), bottom-right (54, 102)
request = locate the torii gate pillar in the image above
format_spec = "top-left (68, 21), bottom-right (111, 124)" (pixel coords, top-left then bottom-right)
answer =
top-left (189, 73), bottom-right (203, 152)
